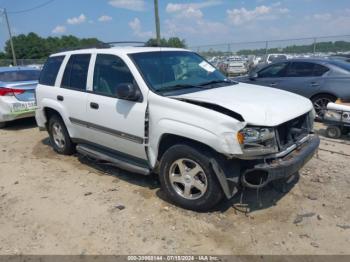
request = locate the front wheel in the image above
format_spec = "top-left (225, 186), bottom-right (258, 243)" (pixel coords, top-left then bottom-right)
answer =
top-left (159, 144), bottom-right (224, 211)
top-left (48, 115), bottom-right (75, 155)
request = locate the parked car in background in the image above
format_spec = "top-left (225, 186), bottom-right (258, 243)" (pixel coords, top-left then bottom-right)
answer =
top-left (35, 47), bottom-right (318, 211)
top-left (0, 67), bottom-right (40, 128)
top-left (225, 58), bottom-right (247, 76)
top-left (235, 58), bottom-right (350, 118)
top-left (262, 53), bottom-right (288, 64)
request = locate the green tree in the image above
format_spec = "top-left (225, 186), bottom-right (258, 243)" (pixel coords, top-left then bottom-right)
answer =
top-left (145, 37), bottom-right (186, 48)
top-left (3, 32), bottom-right (102, 59)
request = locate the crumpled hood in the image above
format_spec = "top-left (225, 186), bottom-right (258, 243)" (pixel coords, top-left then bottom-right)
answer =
top-left (173, 83), bottom-right (313, 126)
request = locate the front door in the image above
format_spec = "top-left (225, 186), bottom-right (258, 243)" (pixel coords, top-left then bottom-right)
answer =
top-left (85, 54), bottom-right (148, 160)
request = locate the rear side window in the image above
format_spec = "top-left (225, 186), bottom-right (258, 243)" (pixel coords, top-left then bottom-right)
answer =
top-left (286, 62), bottom-right (329, 77)
top-left (61, 54), bottom-right (91, 90)
top-left (313, 64), bottom-right (329, 76)
top-left (0, 70), bottom-right (40, 82)
top-left (93, 54), bottom-right (135, 97)
top-left (39, 56), bottom-right (64, 86)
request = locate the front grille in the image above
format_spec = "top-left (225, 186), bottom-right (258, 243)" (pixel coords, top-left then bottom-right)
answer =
top-left (276, 113), bottom-right (310, 149)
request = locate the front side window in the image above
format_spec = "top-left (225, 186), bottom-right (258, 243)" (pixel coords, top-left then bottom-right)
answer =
top-left (39, 56), bottom-right (64, 86)
top-left (258, 62), bottom-right (288, 78)
top-left (61, 54), bottom-right (91, 90)
top-left (0, 70), bottom-right (40, 82)
top-left (93, 54), bottom-right (135, 97)
top-left (130, 51), bottom-right (232, 95)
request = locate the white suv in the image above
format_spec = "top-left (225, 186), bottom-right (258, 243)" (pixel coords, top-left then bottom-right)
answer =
top-left (35, 46), bottom-right (319, 211)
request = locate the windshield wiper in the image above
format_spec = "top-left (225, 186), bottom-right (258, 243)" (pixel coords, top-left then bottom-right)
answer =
top-left (198, 79), bottom-right (235, 87)
top-left (157, 84), bottom-right (203, 92)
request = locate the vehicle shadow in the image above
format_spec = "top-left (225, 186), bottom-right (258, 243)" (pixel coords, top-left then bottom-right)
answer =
top-left (216, 174), bottom-right (300, 214)
top-left (77, 155), bottom-right (159, 190)
top-left (2, 117), bottom-right (37, 131)
top-left (67, 148), bottom-right (299, 213)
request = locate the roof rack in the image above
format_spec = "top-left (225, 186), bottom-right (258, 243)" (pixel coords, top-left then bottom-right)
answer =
top-left (57, 41), bottom-right (146, 53)
top-left (105, 41), bottom-right (146, 47)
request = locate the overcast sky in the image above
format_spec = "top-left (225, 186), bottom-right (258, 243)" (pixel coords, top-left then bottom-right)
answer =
top-left (0, 0), bottom-right (349, 50)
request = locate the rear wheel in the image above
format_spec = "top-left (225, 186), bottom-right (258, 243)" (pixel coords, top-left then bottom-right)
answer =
top-left (311, 94), bottom-right (336, 119)
top-left (326, 126), bottom-right (342, 139)
top-left (159, 144), bottom-right (224, 211)
top-left (48, 115), bottom-right (75, 155)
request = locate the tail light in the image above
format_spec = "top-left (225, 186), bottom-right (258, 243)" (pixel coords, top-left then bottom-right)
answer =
top-left (0, 87), bottom-right (25, 96)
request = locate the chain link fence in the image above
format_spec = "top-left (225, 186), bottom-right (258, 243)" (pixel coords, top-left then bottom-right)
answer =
top-left (189, 35), bottom-right (350, 76)
top-left (0, 59), bottom-right (46, 67)
top-left (190, 35), bottom-right (350, 58)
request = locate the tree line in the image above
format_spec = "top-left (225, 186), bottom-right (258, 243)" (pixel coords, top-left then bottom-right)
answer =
top-left (0, 32), bottom-right (186, 60)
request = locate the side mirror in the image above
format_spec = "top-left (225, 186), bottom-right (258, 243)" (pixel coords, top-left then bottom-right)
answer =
top-left (249, 72), bottom-right (258, 80)
top-left (115, 83), bottom-right (141, 102)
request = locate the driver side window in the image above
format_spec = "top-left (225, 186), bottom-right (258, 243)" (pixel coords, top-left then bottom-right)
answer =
top-left (93, 54), bottom-right (135, 97)
top-left (258, 62), bottom-right (288, 78)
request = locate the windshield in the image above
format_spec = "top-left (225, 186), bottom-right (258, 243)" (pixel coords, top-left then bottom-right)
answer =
top-left (130, 51), bottom-right (232, 94)
top-left (0, 70), bottom-right (40, 82)
top-left (268, 55), bottom-right (287, 62)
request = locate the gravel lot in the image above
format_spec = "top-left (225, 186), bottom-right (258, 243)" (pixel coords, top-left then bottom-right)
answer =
top-left (0, 118), bottom-right (349, 255)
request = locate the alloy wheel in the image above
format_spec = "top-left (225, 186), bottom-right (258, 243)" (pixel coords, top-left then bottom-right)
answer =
top-left (52, 122), bottom-right (66, 149)
top-left (313, 97), bottom-right (333, 118)
top-left (169, 158), bottom-right (208, 200)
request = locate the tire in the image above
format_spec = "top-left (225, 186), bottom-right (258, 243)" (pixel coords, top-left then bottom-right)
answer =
top-left (48, 115), bottom-right (75, 155)
top-left (0, 122), bottom-right (6, 128)
top-left (159, 144), bottom-right (224, 211)
top-left (311, 94), bottom-right (336, 119)
top-left (326, 126), bottom-right (342, 139)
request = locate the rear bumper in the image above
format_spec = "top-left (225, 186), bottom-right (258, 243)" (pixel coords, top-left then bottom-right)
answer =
top-left (0, 97), bottom-right (36, 123)
top-left (241, 135), bottom-right (320, 188)
top-left (0, 109), bottom-right (36, 122)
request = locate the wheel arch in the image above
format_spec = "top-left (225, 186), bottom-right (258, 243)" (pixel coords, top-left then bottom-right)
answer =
top-left (310, 92), bottom-right (338, 101)
top-left (155, 133), bottom-right (240, 199)
top-left (157, 133), bottom-right (219, 162)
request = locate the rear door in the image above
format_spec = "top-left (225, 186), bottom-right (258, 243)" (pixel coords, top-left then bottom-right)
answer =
top-left (84, 53), bottom-right (147, 160)
top-left (277, 62), bottom-right (328, 97)
top-left (57, 54), bottom-right (91, 139)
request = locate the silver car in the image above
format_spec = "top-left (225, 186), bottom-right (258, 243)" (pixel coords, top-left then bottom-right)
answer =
top-left (0, 67), bottom-right (40, 128)
top-left (235, 58), bottom-right (350, 117)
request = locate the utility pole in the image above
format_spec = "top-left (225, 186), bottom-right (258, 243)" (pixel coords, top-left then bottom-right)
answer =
top-left (154, 0), bottom-right (161, 46)
top-left (3, 8), bottom-right (17, 66)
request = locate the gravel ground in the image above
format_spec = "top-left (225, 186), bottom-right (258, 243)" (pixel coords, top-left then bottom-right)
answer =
top-left (0, 118), bottom-right (349, 255)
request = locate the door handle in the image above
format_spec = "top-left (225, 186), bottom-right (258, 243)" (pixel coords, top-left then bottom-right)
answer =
top-left (270, 83), bottom-right (277, 87)
top-left (57, 95), bottom-right (64, 101)
top-left (90, 102), bottom-right (99, 110)
top-left (310, 82), bottom-right (320, 87)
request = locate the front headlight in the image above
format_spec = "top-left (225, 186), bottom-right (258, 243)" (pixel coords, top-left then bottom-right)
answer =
top-left (238, 127), bottom-right (278, 156)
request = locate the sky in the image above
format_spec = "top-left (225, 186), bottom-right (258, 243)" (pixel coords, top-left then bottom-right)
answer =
top-left (0, 0), bottom-right (349, 50)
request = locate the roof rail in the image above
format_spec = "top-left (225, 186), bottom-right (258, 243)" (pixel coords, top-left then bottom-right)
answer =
top-left (105, 41), bottom-right (146, 47)
top-left (56, 41), bottom-right (146, 53)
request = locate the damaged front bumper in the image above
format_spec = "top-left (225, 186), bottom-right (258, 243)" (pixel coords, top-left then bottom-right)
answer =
top-left (241, 135), bottom-right (320, 189)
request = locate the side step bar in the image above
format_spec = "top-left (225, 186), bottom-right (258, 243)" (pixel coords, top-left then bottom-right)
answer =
top-left (76, 144), bottom-right (150, 176)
